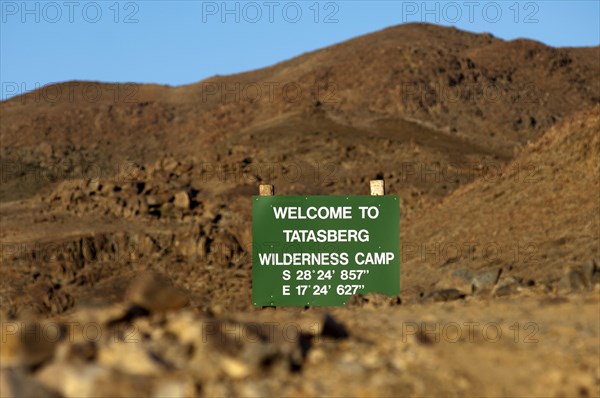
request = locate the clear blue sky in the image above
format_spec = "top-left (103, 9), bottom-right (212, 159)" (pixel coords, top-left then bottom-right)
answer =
top-left (1, 1), bottom-right (599, 99)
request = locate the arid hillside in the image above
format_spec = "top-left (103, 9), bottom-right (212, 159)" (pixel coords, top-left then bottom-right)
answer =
top-left (1, 23), bottom-right (598, 201)
top-left (401, 106), bottom-right (600, 297)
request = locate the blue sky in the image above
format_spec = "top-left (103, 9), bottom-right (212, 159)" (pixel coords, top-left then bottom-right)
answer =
top-left (1, 1), bottom-right (599, 99)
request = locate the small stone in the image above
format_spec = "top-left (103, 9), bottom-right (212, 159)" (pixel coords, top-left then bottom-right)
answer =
top-left (306, 348), bottom-right (326, 365)
top-left (471, 268), bottom-right (502, 293)
top-left (87, 179), bottom-right (101, 192)
top-left (160, 203), bottom-right (174, 218)
top-left (221, 357), bottom-right (251, 379)
top-left (162, 158), bottom-right (179, 172)
top-left (97, 341), bottom-right (161, 376)
top-left (173, 191), bottom-right (190, 209)
top-left (493, 276), bottom-right (522, 297)
top-left (494, 283), bottom-right (520, 297)
top-left (146, 195), bottom-right (160, 206)
top-left (423, 288), bottom-right (466, 302)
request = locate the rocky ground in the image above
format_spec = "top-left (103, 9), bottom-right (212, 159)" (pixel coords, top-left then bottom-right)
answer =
top-left (2, 279), bottom-right (599, 397)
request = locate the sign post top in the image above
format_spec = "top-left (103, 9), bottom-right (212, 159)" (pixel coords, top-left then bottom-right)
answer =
top-left (259, 184), bottom-right (275, 196)
top-left (370, 180), bottom-right (385, 196)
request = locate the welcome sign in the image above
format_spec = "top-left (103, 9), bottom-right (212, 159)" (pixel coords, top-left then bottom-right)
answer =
top-left (252, 195), bottom-right (400, 306)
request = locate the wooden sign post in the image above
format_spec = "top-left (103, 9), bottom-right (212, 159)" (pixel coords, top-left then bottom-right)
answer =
top-left (259, 184), bottom-right (274, 197)
top-left (370, 180), bottom-right (385, 196)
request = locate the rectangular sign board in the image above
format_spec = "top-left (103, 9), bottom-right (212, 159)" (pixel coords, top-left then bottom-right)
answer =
top-left (252, 195), bottom-right (400, 306)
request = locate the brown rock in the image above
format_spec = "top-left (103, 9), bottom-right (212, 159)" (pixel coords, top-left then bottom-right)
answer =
top-left (145, 195), bottom-right (160, 206)
top-left (162, 158), bottom-right (179, 173)
top-left (0, 368), bottom-right (59, 398)
top-left (583, 259), bottom-right (598, 284)
top-left (494, 282), bottom-right (520, 297)
top-left (471, 268), bottom-right (502, 294)
top-left (0, 319), bottom-right (59, 368)
top-left (423, 288), bottom-right (466, 302)
top-left (36, 363), bottom-right (155, 398)
top-left (124, 272), bottom-right (189, 313)
top-left (346, 293), bottom-right (401, 307)
top-left (173, 191), bottom-right (190, 209)
top-left (36, 142), bottom-right (53, 158)
top-left (557, 261), bottom-right (599, 294)
top-left (221, 357), bottom-right (251, 379)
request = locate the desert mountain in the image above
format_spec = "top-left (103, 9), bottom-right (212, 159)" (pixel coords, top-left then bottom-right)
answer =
top-left (1, 23), bottom-right (598, 203)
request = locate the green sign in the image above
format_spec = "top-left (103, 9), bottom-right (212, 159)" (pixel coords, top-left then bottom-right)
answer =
top-left (252, 195), bottom-right (400, 306)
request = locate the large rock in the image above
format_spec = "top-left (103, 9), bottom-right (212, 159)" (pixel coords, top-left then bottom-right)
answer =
top-left (36, 363), bottom-right (155, 397)
top-left (0, 368), bottom-right (59, 398)
top-left (471, 268), bottom-right (502, 295)
top-left (0, 318), bottom-right (59, 368)
top-left (557, 261), bottom-right (598, 294)
top-left (124, 273), bottom-right (189, 313)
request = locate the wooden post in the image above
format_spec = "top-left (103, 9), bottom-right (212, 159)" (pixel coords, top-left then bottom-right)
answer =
top-left (258, 184), bottom-right (275, 310)
top-left (259, 184), bottom-right (274, 196)
top-left (370, 180), bottom-right (385, 196)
